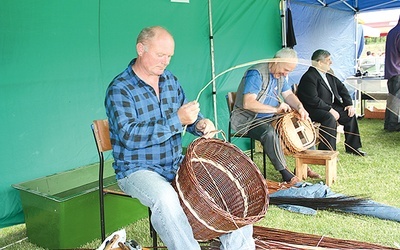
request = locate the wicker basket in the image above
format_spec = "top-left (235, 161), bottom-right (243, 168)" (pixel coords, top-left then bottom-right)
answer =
top-left (172, 137), bottom-right (269, 241)
top-left (273, 112), bottom-right (316, 154)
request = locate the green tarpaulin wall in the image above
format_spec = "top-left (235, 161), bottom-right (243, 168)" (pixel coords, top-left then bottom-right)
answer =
top-left (0, 0), bottom-right (282, 228)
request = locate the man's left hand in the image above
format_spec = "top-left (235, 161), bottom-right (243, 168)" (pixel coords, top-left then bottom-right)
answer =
top-left (196, 119), bottom-right (216, 138)
top-left (297, 107), bottom-right (309, 120)
top-left (344, 106), bottom-right (356, 117)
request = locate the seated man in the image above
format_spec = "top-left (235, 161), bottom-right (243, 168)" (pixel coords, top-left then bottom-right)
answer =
top-left (105, 26), bottom-right (256, 250)
top-left (296, 49), bottom-right (366, 156)
top-left (231, 48), bottom-right (321, 184)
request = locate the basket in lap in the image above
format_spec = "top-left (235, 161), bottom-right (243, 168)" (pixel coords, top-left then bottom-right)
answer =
top-left (273, 112), bottom-right (317, 154)
top-left (172, 137), bottom-right (269, 241)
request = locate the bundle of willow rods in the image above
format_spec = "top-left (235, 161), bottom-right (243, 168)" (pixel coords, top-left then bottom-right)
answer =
top-left (254, 239), bottom-right (306, 250)
top-left (269, 195), bottom-right (370, 210)
top-left (266, 180), bottom-right (295, 194)
top-left (188, 226), bottom-right (396, 249)
top-left (253, 226), bottom-right (397, 249)
top-left (265, 180), bottom-right (371, 211)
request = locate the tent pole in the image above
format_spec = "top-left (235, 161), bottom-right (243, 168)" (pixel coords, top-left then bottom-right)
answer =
top-left (281, 0), bottom-right (287, 47)
top-left (354, 12), bottom-right (359, 74)
top-left (354, 12), bottom-right (361, 112)
top-left (208, 0), bottom-right (218, 130)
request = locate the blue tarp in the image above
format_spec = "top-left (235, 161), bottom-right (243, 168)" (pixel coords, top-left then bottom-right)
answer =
top-left (288, 2), bottom-right (367, 100)
top-left (292, 0), bottom-right (400, 12)
top-left (270, 182), bottom-right (400, 222)
top-left (288, 2), bottom-right (357, 85)
top-left (288, 0), bottom-right (400, 89)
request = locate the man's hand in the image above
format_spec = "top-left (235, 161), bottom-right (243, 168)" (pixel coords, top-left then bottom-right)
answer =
top-left (329, 108), bottom-right (340, 120)
top-left (178, 101), bottom-right (200, 125)
top-left (344, 105), bottom-right (356, 117)
top-left (277, 103), bottom-right (292, 114)
top-left (196, 118), bottom-right (216, 138)
top-left (297, 107), bottom-right (309, 120)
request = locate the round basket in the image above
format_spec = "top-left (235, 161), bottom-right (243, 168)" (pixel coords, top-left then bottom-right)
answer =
top-left (273, 112), bottom-right (316, 154)
top-left (172, 137), bottom-right (269, 241)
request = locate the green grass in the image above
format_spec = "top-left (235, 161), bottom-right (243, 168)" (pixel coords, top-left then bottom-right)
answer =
top-left (255, 118), bottom-right (400, 249)
top-left (1, 118), bottom-right (400, 249)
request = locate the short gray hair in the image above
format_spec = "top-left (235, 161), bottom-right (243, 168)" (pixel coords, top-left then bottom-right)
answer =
top-left (274, 47), bottom-right (298, 60)
top-left (311, 49), bottom-right (331, 62)
top-left (136, 26), bottom-right (171, 44)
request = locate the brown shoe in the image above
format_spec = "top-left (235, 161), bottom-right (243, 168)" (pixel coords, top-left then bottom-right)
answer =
top-left (288, 176), bottom-right (301, 185)
top-left (307, 167), bottom-right (322, 179)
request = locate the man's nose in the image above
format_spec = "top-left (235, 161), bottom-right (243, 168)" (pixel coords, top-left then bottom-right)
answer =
top-left (162, 56), bottom-right (170, 65)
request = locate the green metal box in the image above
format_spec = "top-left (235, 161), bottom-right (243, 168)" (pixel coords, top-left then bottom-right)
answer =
top-left (12, 161), bottom-right (147, 249)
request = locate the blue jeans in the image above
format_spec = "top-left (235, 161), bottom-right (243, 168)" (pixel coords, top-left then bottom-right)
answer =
top-left (118, 170), bottom-right (255, 250)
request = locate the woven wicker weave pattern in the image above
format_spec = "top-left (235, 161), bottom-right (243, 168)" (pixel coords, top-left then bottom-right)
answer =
top-left (172, 137), bottom-right (269, 241)
top-left (273, 112), bottom-right (316, 154)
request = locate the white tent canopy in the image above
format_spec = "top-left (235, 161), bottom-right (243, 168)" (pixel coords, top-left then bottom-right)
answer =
top-left (362, 24), bottom-right (381, 37)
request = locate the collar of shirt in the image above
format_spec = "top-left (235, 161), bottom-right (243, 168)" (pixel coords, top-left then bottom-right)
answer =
top-left (317, 69), bottom-right (334, 103)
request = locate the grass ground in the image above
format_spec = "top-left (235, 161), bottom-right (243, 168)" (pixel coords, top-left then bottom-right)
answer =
top-left (254, 117), bottom-right (400, 249)
top-left (1, 117), bottom-right (400, 249)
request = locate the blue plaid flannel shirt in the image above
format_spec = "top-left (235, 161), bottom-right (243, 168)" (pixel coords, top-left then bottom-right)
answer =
top-left (105, 59), bottom-right (203, 182)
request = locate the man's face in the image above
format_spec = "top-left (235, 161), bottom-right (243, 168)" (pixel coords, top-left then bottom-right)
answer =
top-left (270, 61), bottom-right (297, 79)
top-left (138, 32), bottom-right (175, 76)
top-left (318, 56), bottom-right (332, 72)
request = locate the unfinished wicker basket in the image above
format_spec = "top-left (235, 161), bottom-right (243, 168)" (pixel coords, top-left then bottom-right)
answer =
top-left (273, 112), bottom-right (316, 154)
top-left (172, 137), bottom-right (269, 241)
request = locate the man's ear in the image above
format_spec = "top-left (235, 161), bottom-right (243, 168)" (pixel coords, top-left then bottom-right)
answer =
top-left (137, 43), bottom-right (145, 56)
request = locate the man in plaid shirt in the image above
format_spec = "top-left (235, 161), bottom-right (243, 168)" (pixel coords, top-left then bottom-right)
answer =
top-left (105, 26), bottom-right (255, 250)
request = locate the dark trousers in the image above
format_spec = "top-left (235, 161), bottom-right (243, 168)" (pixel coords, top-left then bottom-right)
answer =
top-left (247, 119), bottom-right (286, 171)
top-left (385, 75), bottom-right (400, 131)
top-left (308, 103), bottom-right (362, 151)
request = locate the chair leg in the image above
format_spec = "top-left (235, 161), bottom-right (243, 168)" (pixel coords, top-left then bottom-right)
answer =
top-left (148, 208), bottom-right (158, 249)
top-left (262, 153), bottom-right (267, 178)
top-left (250, 138), bottom-right (267, 178)
top-left (250, 138), bottom-right (254, 160)
top-left (99, 190), bottom-right (106, 242)
top-left (99, 156), bottom-right (106, 242)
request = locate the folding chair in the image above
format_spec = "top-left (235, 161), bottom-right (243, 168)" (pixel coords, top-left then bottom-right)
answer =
top-left (226, 92), bottom-right (267, 177)
top-left (91, 119), bottom-right (157, 248)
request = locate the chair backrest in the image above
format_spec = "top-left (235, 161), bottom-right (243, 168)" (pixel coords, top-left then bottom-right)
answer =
top-left (92, 119), bottom-right (112, 153)
top-left (226, 92), bottom-right (239, 141)
top-left (226, 92), bottom-right (236, 113)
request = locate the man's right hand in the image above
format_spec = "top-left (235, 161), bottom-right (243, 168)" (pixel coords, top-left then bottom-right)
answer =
top-left (178, 101), bottom-right (200, 125)
top-left (277, 102), bottom-right (292, 113)
top-left (329, 108), bottom-right (340, 120)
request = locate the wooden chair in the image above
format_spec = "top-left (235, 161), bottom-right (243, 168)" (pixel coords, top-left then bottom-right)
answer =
top-left (91, 119), bottom-right (158, 248)
top-left (226, 92), bottom-right (267, 177)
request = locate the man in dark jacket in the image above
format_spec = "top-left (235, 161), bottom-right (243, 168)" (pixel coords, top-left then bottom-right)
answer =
top-left (297, 49), bottom-right (366, 156)
top-left (384, 16), bottom-right (400, 131)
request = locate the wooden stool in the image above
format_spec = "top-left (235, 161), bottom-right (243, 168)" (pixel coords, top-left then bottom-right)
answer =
top-left (294, 150), bottom-right (339, 186)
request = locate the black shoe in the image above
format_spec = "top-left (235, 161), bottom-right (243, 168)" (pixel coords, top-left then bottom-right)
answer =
top-left (346, 148), bottom-right (366, 156)
top-left (384, 127), bottom-right (400, 132)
